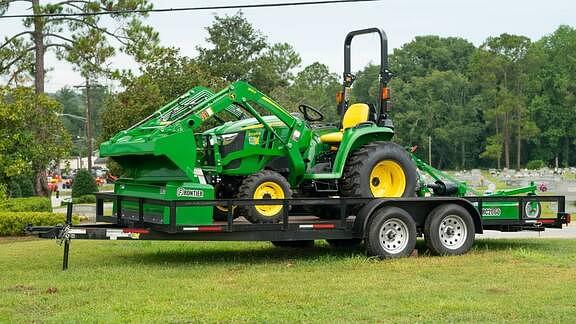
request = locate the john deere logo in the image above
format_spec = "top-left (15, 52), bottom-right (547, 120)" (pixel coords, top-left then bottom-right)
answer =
top-left (176, 187), bottom-right (204, 198)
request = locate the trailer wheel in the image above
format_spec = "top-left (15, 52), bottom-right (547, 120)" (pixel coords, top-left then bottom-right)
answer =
top-left (424, 204), bottom-right (475, 256)
top-left (271, 240), bottom-right (314, 248)
top-left (326, 238), bottom-right (362, 248)
top-left (365, 207), bottom-right (417, 259)
top-left (341, 142), bottom-right (417, 199)
top-left (238, 170), bottom-right (292, 224)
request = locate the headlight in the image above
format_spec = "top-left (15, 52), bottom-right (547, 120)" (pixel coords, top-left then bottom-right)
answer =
top-left (220, 133), bottom-right (239, 145)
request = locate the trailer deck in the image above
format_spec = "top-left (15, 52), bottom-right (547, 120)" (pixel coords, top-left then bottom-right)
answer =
top-left (26, 192), bottom-right (570, 270)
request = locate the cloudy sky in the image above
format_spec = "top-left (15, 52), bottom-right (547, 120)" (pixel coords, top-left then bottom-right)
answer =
top-left (1, 0), bottom-right (575, 92)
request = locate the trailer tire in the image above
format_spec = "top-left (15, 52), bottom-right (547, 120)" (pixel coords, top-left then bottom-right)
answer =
top-left (365, 206), bottom-right (417, 259)
top-left (238, 170), bottom-right (292, 224)
top-left (424, 204), bottom-right (475, 256)
top-left (326, 238), bottom-right (362, 248)
top-left (271, 240), bottom-right (314, 248)
top-left (341, 142), bottom-right (417, 199)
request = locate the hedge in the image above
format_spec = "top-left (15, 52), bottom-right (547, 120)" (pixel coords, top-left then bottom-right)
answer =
top-left (0, 197), bottom-right (52, 212)
top-left (0, 212), bottom-right (76, 236)
top-left (71, 194), bottom-right (96, 204)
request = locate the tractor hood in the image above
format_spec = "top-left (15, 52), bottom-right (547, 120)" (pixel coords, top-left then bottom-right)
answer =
top-left (204, 115), bottom-right (286, 135)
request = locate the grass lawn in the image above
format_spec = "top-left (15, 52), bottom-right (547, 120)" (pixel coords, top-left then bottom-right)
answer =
top-left (1, 238), bottom-right (575, 322)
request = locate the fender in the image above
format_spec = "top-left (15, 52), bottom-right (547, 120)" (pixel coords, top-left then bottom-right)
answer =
top-left (304, 126), bottom-right (394, 180)
top-left (353, 197), bottom-right (483, 236)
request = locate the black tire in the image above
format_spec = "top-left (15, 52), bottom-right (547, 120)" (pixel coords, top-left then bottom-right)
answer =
top-left (424, 204), bottom-right (475, 256)
top-left (213, 205), bottom-right (240, 222)
top-left (237, 170), bottom-right (292, 224)
top-left (326, 238), bottom-right (362, 248)
top-left (271, 240), bottom-right (314, 248)
top-left (365, 206), bottom-right (417, 259)
top-left (341, 142), bottom-right (417, 198)
top-left (213, 180), bottom-right (241, 222)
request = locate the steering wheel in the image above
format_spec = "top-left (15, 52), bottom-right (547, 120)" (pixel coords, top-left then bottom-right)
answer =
top-left (298, 104), bottom-right (324, 122)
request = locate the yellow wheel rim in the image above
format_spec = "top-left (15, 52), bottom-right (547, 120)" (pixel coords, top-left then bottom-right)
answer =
top-left (369, 160), bottom-right (406, 197)
top-left (253, 181), bottom-right (285, 216)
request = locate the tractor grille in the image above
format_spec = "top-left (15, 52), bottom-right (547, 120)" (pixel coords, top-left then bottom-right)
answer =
top-left (220, 131), bottom-right (245, 158)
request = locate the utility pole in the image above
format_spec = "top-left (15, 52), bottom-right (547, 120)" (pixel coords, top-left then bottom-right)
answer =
top-left (74, 79), bottom-right (95, 171)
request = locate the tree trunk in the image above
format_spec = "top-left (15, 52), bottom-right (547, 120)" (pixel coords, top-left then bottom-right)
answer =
top-left (85, 79), bottom-right (93, 171)
top-left (32, 0), bottom-right (50, 196)
top-left (461, 141), bottom-right (465, 169)
top-left (564, 137), bottom-right (570, 167)
top-left (517, 134), bottom-right (521, 170)
top-left (516, 104), bottom-right (520, 170)
top-left (503, 111), bottom-right (510, 169)
top-left (495, 113), bottom-right (501, 169)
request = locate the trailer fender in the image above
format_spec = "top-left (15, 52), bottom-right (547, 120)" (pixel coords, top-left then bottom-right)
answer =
top-left (353, 198), bottom-right (483, 236)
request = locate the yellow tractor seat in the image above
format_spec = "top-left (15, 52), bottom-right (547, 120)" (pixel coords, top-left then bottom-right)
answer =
top-left (320, 103), bottom-right (370, 144)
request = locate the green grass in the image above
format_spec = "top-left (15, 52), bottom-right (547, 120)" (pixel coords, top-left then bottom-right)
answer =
top-left (1, 239), bottom-right (575, 322)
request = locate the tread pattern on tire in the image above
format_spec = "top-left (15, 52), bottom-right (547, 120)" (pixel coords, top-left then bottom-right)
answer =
top-left (340, 141), bottom-right (417, 198)
top-left (237, 170), bottom-right (292, 224)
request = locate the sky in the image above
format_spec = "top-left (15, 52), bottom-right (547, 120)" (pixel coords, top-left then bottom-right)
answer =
top-left (1, 0), bottom-right (575, 92)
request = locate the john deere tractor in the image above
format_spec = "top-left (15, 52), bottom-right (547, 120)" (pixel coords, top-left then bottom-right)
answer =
top-left (100, 28), bottom-right (417, 225)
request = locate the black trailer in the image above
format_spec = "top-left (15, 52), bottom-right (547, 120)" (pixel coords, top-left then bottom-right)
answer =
top-left (27, 193), bottom-right (570, 270)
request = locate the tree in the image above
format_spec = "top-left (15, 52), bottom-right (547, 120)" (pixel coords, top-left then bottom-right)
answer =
top-left (251, 42), bottom-right (301, 93)
top-left (271, 62), bottom-right (341, 123)
top-left (71, 168), bottom-right (97, 197)
top-left (528, 25), bottom-right (576, 167)
top-left (196, 12), bottom-right (301, 92)
top-left (470, 34), bottom-right (532, 169)
top-left (197, 12), bottom-right (267, 83)
top-left (391, 70), bottom-right (481, 169)
top-left (390, 35), bottom-right (476, 81)
top-left (0, 0), bottom-right (157, 195)
top-left (100, 47), bottom-right (224, 142)
top-left (0, 86), bottom-right (70, 193)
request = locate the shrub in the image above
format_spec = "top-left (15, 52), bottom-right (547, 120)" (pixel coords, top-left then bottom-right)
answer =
top-left (71, 194), bottom-right (96, 204)
top-left (0, 183), bottom-right (7, 200)
top-left (0, 197), bottom-right (52, 212)
top-left (72, 169), bottom-right (98, 197)
top-left (0, 212), bottom-right (78, 236)
top-left (17, 175), bottom-right (35, 197)
top-left (526, 160), bottom-right (545, 170)
top-left (7, 181), bottom-right (22, 198)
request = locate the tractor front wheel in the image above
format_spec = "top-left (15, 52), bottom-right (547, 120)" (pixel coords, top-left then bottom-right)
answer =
top-left (237, 170), bottom-right (292, 224)
top-left (341, 142), bottom-right (417, 198)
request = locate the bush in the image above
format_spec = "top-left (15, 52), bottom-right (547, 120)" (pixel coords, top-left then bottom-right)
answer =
top-left (7, 181), bottom-right (21, 198)
top-left (526, 160), bottom-right (545, 170)
top-left (0, 212), bottom-right (78, 236)
top-left (71, 194), bottom-right (96, 204)
top-left (0, 183), bottom-right (7, 200)
top-left (0, 197), bottom-right (52, 212)
top-left (72, 169), bottom-right (98, 197)
top-left (16, 175), bottom-right (35, 197)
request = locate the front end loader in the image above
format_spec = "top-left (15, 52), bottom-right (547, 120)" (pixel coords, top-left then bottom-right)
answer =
top-left (100, 28), bottom-right (418, 226)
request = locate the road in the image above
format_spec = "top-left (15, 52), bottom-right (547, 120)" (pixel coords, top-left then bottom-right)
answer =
top-left (477, 223), bottom-right (576, 239)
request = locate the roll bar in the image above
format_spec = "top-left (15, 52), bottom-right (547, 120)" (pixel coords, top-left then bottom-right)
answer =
top-left (338, 28), bottom-right (392, 127)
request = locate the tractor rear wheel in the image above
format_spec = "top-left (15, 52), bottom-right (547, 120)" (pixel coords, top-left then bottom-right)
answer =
top-left (341, 142), bottom-right (417, 198)
top-left (237, 170), bottom-right (292, 224)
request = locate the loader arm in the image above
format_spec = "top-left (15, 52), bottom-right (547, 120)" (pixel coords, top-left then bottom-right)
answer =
top-left (171, 81), bottom-right (310, 184)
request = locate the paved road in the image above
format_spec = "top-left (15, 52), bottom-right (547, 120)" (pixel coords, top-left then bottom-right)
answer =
top-left (477, 224), bottom-right (576, 239)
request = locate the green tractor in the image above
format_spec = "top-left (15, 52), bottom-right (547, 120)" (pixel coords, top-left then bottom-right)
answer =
top-left (100, 28), bottom-right (417, 225)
